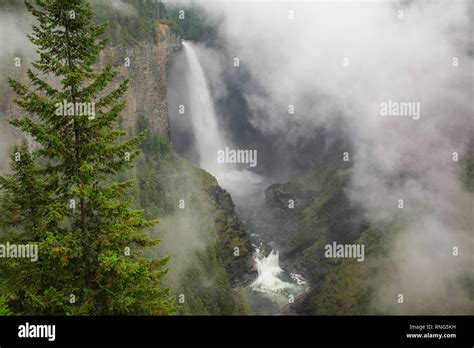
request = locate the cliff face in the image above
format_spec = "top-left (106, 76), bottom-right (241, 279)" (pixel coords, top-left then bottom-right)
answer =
top-left (99, 24), bottom-right (181, 138)
top-left (0, 24), bottom-right (181, 142)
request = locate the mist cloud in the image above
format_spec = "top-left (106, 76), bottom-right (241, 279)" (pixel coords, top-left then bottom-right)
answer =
top-left (91, 0), bottom-right (136, 17)
top-left (0, 12), bottom-right (33, 61)
top-left (0, 11), bottom-right (35, 174)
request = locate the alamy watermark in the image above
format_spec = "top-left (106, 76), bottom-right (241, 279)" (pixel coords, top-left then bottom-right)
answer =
top-left (55, 100), bottom-right (96, 120)
top-left (0, 242), bottom-right (38, 262)
top-left (217, 147), bottom-right (257, 168)
top-left (18, 322), bottom-right (55, 341)
top-left (324, 241), bottom-right (365, 262)
top-left (380, 99), bottom-right (420, 120)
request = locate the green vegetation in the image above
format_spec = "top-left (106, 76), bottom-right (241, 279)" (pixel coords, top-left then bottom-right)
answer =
top-left (0, 295), bottom-right (12, 315)
top-left (0, 0), bottom-right (219, 44)
top-left (302, 225), bottom-right (397, 314)
top-left (91, 0), bottom-right (166, 45)
top-left (130, 115), bottom-right (252, 315)
top-left (0, 0), bottom-right (174, 315)
top-left (162, 4), bottom-right (218, 42)
top-left (283, 165), bottom-right (351, 281)
top-left (272, 165), bottom-right (377, 314)
top-left (274, 164), bottom-right (404, 314)
top-left (91, 1), bottom-right (218, 44)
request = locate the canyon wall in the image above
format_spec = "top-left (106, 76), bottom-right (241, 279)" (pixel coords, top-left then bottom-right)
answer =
top-left (99, 23), bottom-right (181, 138)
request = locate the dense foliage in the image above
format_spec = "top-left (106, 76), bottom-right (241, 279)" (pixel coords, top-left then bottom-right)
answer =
top-left (0, 0), bottom-right (219, 44)
top-left (91, 0), bottom-right (167, 45)
top-left (161, 4), bottom-right (218, 42)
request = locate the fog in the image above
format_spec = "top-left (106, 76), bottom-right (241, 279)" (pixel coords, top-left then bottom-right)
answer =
top-left (0, 11), bottom-right (35, 173)
top-left (90, 0), bottom-right (136, 16)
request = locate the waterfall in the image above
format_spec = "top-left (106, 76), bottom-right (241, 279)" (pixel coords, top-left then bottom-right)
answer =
top-left (181, 41), bottom-right (263, 203)
top-left (181, 41), bottom-right (226, 172)
top-left (251, 249), bottom-right (294, 292)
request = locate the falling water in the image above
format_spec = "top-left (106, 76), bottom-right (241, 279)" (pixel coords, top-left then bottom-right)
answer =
top-left (181, 41), bottom-right (225, 172)
top-left (181, 41), bottom-right (263, 204)
top-left (251, 249), bottom-right (294, 292)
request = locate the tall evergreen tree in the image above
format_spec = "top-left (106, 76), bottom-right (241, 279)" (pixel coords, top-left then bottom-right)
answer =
top-left (0, 0), bottom-right (175, 315)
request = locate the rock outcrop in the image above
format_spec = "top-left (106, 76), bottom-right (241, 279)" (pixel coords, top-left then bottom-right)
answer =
top-left (99, 24), bottom-right (181, 138)
top-left (0, 23), bottom-right (181, 140)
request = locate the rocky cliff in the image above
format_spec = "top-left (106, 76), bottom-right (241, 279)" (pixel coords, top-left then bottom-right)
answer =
top-left (99, 23), bottom-right (181, 138)
top-left (0, 22), bottom-right (181, 139)
top-left (0, 22), bottom-right (181, 172)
